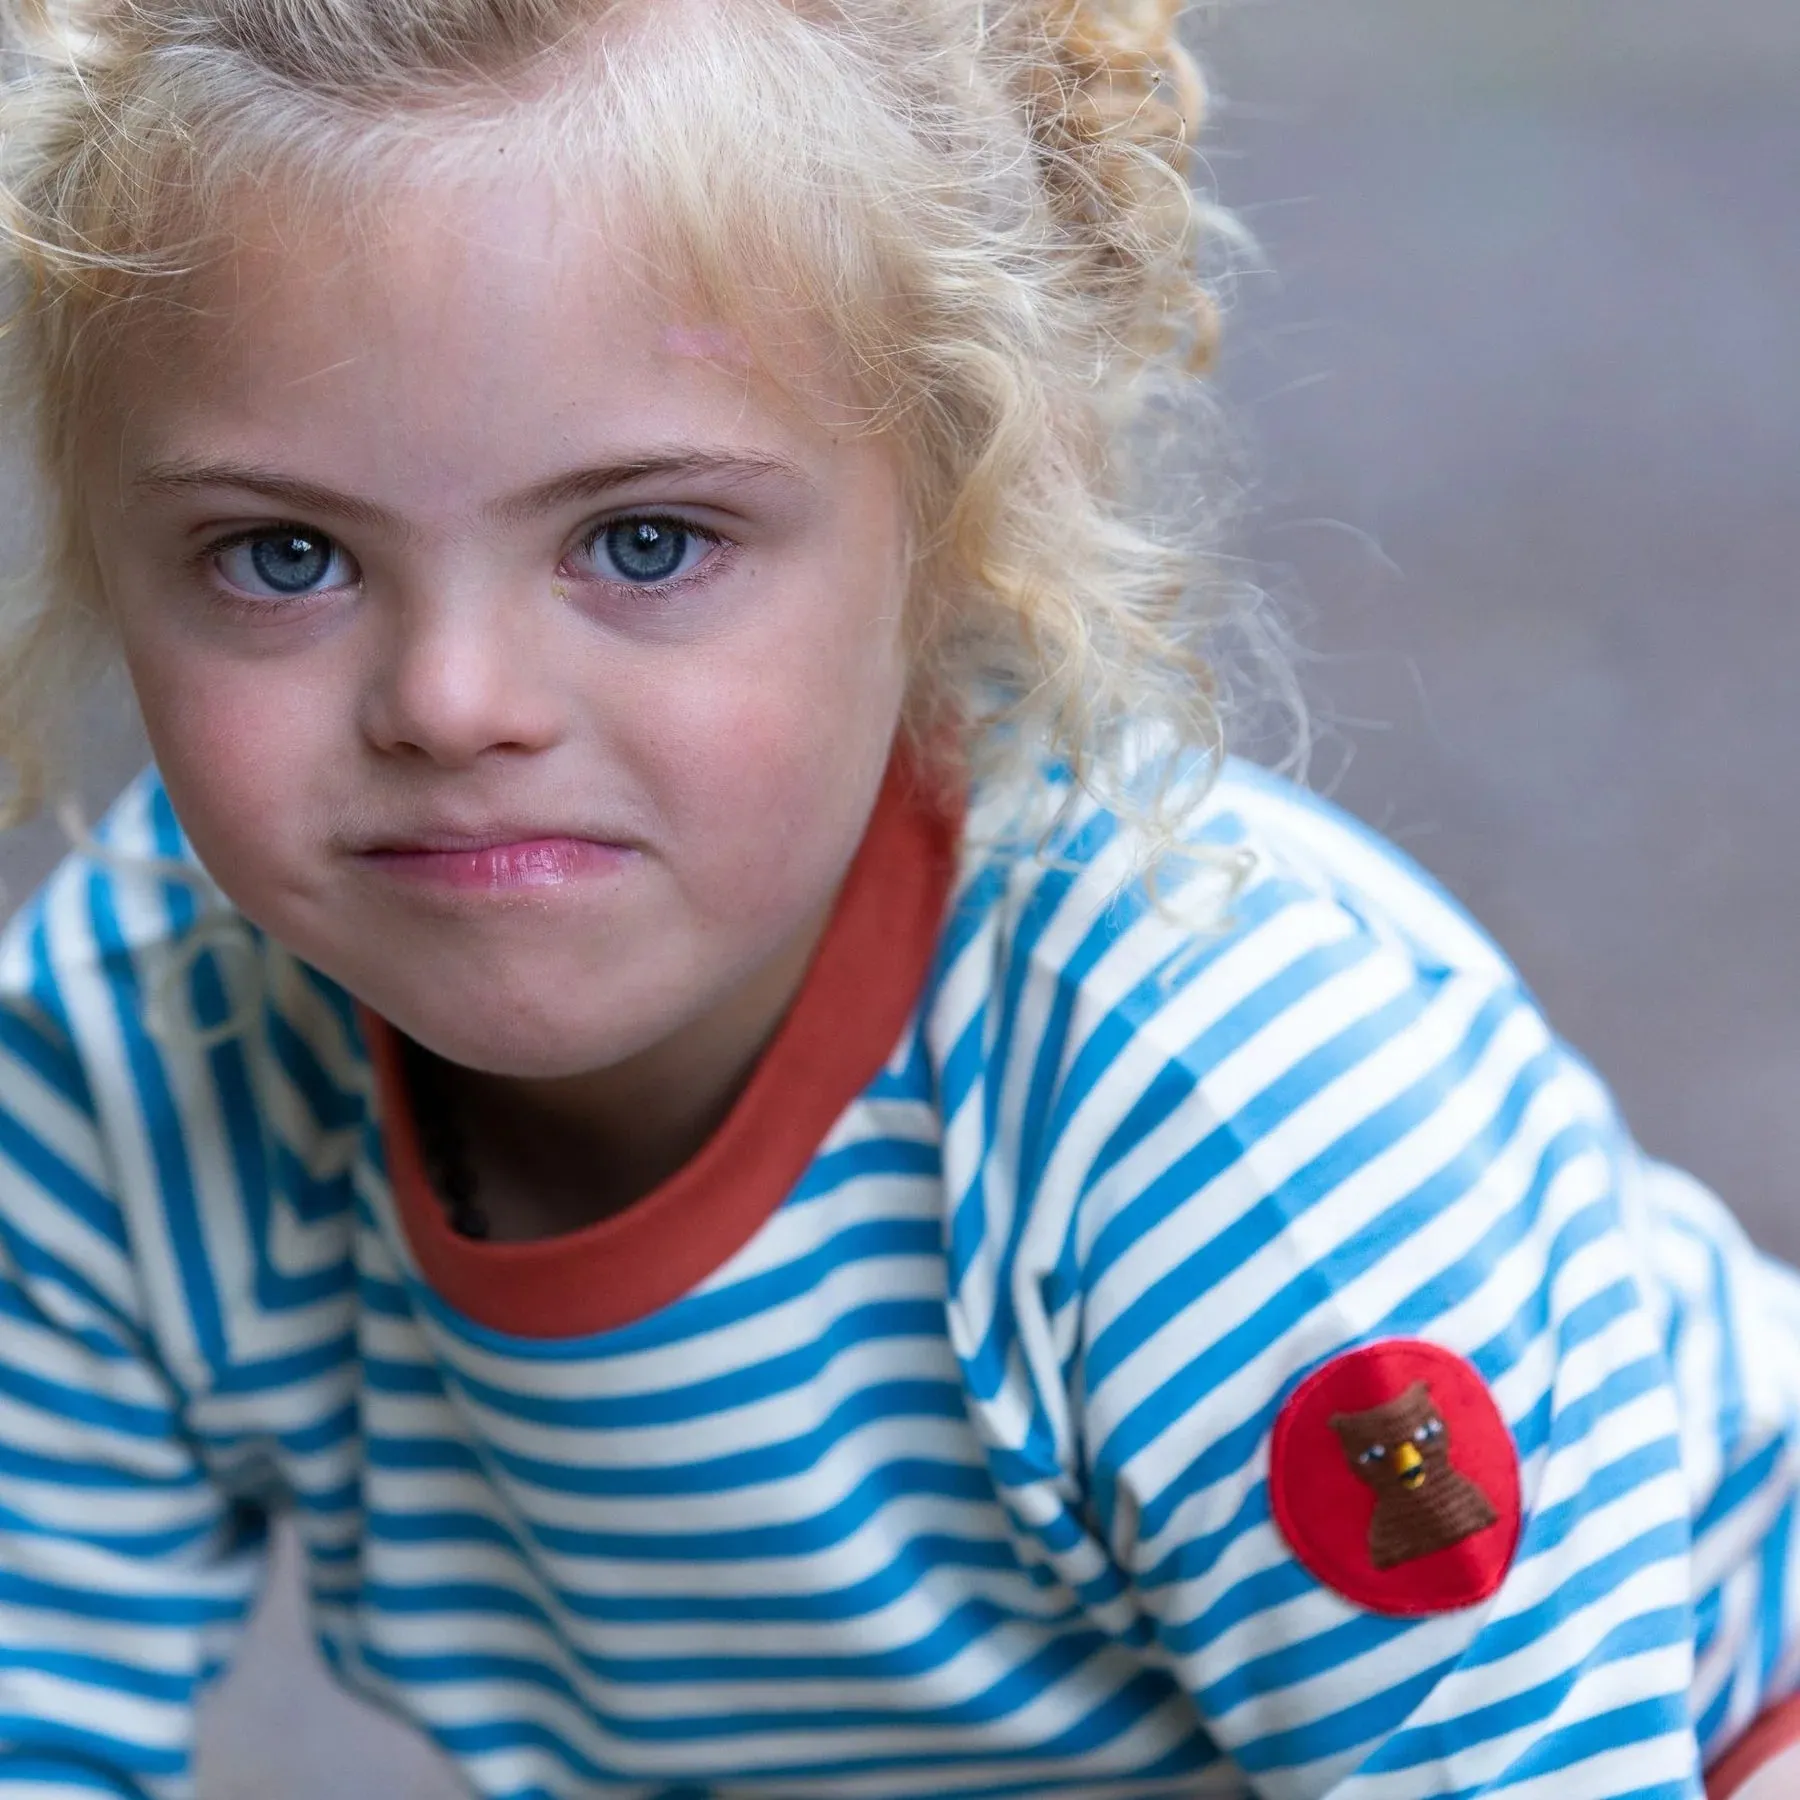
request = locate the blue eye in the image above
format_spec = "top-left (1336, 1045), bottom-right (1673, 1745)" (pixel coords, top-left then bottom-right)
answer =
top-left (213, 528), bottom-right (352, 600)
top-left (583, 518), bottom-right (715, 586)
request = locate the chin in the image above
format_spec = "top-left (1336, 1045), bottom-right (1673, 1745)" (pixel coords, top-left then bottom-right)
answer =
top-left (361, 969), bottom-right (680, 1081)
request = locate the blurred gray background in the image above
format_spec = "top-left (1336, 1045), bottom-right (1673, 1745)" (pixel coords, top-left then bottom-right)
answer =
top-left (0, 0), bottom-right (1792, 1792)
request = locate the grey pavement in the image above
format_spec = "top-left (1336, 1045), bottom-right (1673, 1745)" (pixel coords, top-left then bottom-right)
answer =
top-left (0, 2), bottom-right (1791, 1792)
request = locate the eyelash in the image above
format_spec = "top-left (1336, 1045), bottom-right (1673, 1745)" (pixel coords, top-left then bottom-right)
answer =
top-left (194, 515), bottom-right (730, 612)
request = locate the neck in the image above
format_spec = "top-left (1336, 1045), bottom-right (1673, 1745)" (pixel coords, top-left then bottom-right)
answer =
top-left (415, 888), bottom-right (836, 1243)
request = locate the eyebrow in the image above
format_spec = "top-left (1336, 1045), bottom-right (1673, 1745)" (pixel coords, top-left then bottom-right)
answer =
top-left (128, 450), bottom-right (812, 531)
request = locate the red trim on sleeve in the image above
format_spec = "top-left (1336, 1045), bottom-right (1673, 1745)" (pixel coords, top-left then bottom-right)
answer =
top-left (361, 746), bottom-right (962, 1339)
top-left (1707, 1694), bottom-right (1800, 1798)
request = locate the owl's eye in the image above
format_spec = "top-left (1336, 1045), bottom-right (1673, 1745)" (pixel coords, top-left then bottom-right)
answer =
top-left (1413, 1418), bottom-right (1444, 1442)
top-left (1358, 1443), bottom-right (1387, 1464)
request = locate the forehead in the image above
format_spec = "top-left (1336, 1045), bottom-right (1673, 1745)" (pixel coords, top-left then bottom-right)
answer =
top-left (92, 160), bottom-right (861, 492)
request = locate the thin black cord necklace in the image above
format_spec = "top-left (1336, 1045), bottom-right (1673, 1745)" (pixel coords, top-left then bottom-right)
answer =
top-left (397, 1035), bottom-right (491, 1240)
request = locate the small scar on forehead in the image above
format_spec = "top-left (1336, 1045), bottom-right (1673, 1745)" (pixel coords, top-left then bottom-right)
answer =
top-left (661, 325), bottom-right (754, 367)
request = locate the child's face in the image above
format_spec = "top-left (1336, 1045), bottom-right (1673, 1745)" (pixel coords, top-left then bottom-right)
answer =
top-left (80, 165), bottom-right (912, 1081)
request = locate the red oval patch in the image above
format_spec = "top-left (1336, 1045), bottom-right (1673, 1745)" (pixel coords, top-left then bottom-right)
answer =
top-left (1270, 1338), bottom-right (1522, 1616)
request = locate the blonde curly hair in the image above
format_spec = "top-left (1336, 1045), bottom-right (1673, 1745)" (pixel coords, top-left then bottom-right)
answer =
top-left (0, 0), bottom-right (1282, 866)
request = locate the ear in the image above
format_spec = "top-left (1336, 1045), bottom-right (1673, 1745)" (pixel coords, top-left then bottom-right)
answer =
top-left (1328, 1411), bottom-right (1353, 1441)
top-left (1403, 1380), bottom-right (1431, 1406)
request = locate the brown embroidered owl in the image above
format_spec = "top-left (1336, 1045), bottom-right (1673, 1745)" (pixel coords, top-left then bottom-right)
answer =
top-left (1329, 1380), bottom-right (1499, 1570)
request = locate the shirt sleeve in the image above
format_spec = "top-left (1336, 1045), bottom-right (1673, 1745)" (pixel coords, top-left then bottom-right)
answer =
top-left (943, 858), bottom-right (1797, 1800)
top-left (0, 983), bottom-right (266, 1798)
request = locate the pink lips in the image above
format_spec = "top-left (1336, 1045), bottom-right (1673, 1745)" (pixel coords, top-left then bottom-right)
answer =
top-left (362, 838), bottom-right (633, 892)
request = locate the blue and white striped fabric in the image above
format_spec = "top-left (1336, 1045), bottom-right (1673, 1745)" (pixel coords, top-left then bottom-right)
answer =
top-left (0, 755), bottom-right (1796, 1799)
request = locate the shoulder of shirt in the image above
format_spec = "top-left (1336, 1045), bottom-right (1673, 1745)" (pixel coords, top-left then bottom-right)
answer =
top-left (942, 752), bottom-right (1525, 1011)
top-left (926, 752), bottom-right (1622, 1315)
top-left (0, 767), bottom-right (370, 1380)
top-left (1188, 757), bottom-right (1519, 983)
top-left (0, 763), bottom-right (362, 1061)
top-left (0, 767), bottom-right (206, 1087)
top-left (1, 764), bottom-right (220, 985)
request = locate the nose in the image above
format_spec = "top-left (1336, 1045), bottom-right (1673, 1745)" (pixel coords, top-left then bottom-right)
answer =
top-left (360, 582), bottom-right (563, 767)
top-left (1393, 1442), bottom-right (1425, 1487)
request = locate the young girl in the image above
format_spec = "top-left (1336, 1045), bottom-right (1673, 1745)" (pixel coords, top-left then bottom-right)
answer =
top-left (0, 1), bottom-right (1794, 1797)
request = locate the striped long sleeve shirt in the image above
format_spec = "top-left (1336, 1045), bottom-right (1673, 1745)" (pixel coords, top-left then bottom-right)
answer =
top-left (0, 753), bottom-right (1796, 1799)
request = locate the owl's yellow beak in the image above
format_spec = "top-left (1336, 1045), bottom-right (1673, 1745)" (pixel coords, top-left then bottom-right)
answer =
top-left (1393, 1442), bottom-right (1426, 1488)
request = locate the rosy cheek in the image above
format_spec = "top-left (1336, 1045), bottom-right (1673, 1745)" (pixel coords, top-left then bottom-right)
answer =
top-left (662, 711), bottom-right (819, 832)
top-left (135, 671), bottom-right (313, 849)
